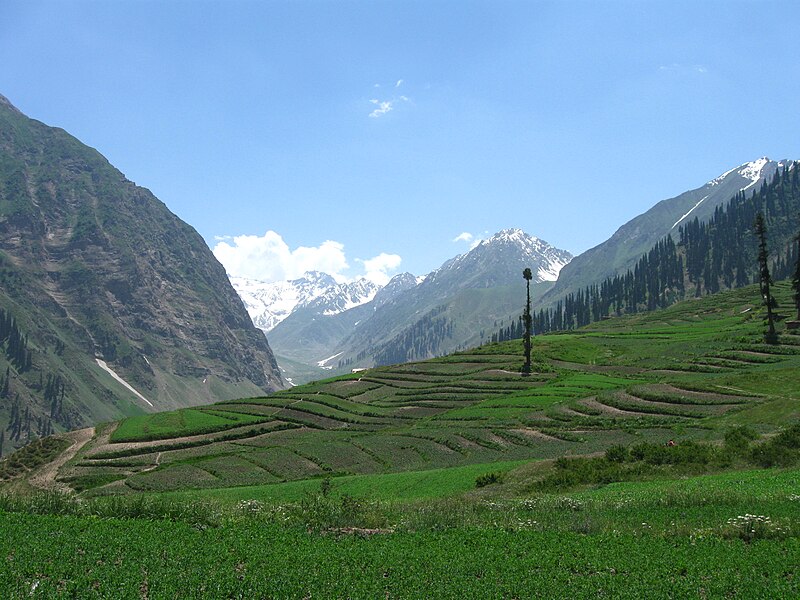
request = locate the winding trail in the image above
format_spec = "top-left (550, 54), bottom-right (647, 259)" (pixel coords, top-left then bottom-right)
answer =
top-left (29, 427), bottom-right (95, 493)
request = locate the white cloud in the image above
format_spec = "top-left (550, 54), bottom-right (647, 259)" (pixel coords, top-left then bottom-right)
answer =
top-left (213, 231), bottom-right (404, 285)
top-left (369, 99), bottom-right (394, 118)
top-left (658, 63), bottom-right (708, 75)
top-left (213, 231), bottom-right (349, 283)
top-left (368, 81), bottom-right (411, 118)
top-left (357, 253), bottom-right (402, 286)
top-left (452, 232), bottom-right (474, 243)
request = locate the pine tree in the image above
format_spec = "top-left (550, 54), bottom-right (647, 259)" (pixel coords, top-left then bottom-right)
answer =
top-left (793, 228), bottom-right (800, 321)
top-left (754, 212), bottom-right (777, 342)
top-left (521, 268), bottom-right (533, 375)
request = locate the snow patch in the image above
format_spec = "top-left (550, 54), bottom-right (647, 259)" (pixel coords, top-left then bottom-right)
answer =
top-left (317, 351), bottom-right (344, 369)
top-left (96, 359), bottom-right (153, 407)
top-left (738, 157), bottom-right (769, 185)
top-left (672, 194), bottom-right (710, 229)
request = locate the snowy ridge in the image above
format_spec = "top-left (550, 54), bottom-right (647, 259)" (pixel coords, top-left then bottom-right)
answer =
top-left (709, 157), bottom-right (770, 189)
top-left (314, 279), bottom-right (381, 316)
top-left (422, 228), bottom-right (572, 289)
top-left (675, 157), bottom-right (779, 230)
top-left (231, 272), bottom-right (383, 332)
top-left (479, 229), bottom-right (573, 282)
top-left (231, 272), bottom-right (336, 331)
top-left (738, 157), bottom-right (769, 188)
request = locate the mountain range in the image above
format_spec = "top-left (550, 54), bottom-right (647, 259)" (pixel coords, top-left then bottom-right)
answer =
top-left (233, 158), bottom-right (792, 385)
top-left (2, 88), bottom-right (794, 447)
top-left (0, 93), bottom-right (283, 449)
top-left (233, 229), bottom-right (572, 383)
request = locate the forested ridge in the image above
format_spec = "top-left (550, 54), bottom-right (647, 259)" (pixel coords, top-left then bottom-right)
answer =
top-left (493, 163), bottom-right (800, 341)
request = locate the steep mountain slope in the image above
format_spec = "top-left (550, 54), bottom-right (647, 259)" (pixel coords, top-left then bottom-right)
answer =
top-left (543, 158), bottom-right (790, 303)
top-left (0, 93), bottom-right (283, 449)
top-left (267, 229), bottom-right (571, 380)
top-left (528, 161), bottom-right (800, 334)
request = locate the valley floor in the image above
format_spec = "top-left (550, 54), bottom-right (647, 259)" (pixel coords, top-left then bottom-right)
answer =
top-left (3, 283), bottom-right (800, 597)
top-left (2, 466), bottom-right (800, 598)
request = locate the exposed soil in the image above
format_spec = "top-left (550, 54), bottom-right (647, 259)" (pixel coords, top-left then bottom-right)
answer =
top-left (578, 398), bottom-right (651, 417)
top-left (509, 428), bottom-right (562, 442)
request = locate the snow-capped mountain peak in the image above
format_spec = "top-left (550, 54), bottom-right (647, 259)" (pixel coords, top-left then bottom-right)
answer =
top-left (230, 272), bottom-right (384, 332)
top-left (424, 228), bottom-right (572, 289)
top-left (738, 157), bottom-right (770, 184)
top-left (709, 156), bottom-right (774, 190)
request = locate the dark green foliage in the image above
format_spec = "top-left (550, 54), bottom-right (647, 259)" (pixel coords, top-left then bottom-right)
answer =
top-left (754, 212), bottom-right (777, 341)
top-left (475, 471), bottom-right (504, 487)
top-left (373, 306), bottom-right (455, 366)
top-left (0, 436), bottom-right (70, 480)
top-left (750, 423), bottom-right (800, 467)
top-left (538, 423), bottom-right (800, 491)
top-left (522, 268), bottom-right (533, 375)
top-left (724, 426), bottom-right (758, 455)
top-left (604, 444), bottom-right (628, 463)
top-left (793, 229), bottom-right (800, 320)
top-left (0, 307), bottom-right (31, 372)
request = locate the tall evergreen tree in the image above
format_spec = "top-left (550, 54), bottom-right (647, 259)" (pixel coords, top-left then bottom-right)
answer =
top-left (522, 268), bottom-right (533, 375)
top-left (793, 228), bottom-right (800, 321)
top-left (754, 212), bottom-right (777, 342)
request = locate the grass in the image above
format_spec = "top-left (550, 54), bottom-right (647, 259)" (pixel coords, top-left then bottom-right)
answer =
top-left (110, 408), bottom-right (269, 442)
top-left (2, 462), bottom-right (800, 597)
top-left (3, 510), bottom-right (798, 598)
top-left (3, 282), bottom-right (800, 595)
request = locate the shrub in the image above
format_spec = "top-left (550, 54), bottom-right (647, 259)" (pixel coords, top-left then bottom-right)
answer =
top-left (605, 444), bottom-right (628, 463)
top-left (749, 422), bottom-right (800, 467)
top-left (724, 426), bottom-right (758, 455)
top-left (476, 472), bottom-right (504, 488)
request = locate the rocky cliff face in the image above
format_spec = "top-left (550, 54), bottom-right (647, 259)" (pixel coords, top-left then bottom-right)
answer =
top-left (0, 93), bottom-right (282, 445)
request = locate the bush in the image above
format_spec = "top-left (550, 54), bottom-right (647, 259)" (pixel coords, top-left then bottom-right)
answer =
top-left (476, 472), bottom-right (504, 488)
top-left (605, 444), bottom-right (628, 463)
top-left (724, 426), bottom-right (758, 455)
top-left (749, 423), bottom-right (800, 467)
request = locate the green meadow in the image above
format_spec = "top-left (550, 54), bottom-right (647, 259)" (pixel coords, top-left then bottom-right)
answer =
top-left (2, 282), bottom-right (800, 597)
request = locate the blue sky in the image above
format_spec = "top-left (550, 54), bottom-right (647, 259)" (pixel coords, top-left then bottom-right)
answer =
top-left (2, 0), bottom-right (800, 283)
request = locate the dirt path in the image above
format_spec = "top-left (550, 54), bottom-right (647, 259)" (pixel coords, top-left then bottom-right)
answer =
top-left (28, 427), bottom-right (95, 493)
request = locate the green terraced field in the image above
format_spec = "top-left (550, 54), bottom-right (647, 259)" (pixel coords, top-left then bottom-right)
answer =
top-left (28, 282), bottom-right (797, 497)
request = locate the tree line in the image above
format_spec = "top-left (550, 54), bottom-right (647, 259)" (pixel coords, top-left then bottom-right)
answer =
top-left (494, 162), bottom-right (800, 341)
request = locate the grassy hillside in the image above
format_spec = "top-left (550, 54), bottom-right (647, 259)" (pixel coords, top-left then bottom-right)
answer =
top-left (2, 282), bottom-right (800, 596)
top-left (13, 280), bottom-right (797, 496)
